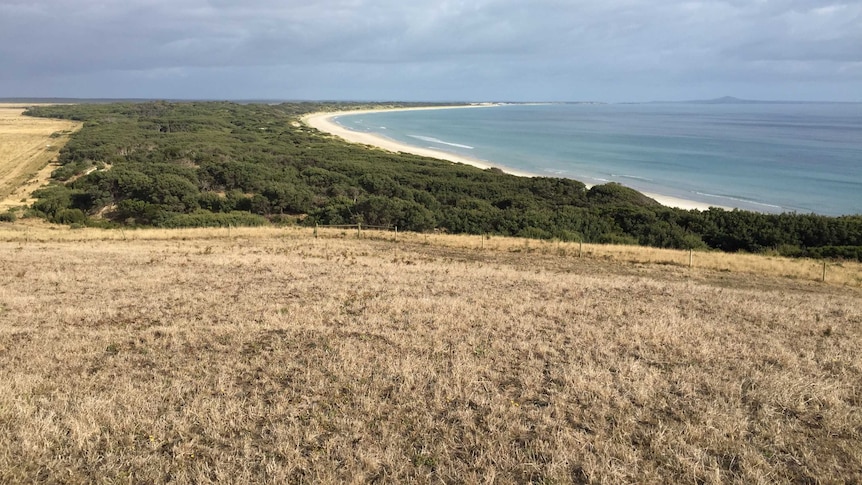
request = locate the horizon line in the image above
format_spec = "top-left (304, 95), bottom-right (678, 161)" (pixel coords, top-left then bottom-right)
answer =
top-left (2, 96), bottom-right (860, 105)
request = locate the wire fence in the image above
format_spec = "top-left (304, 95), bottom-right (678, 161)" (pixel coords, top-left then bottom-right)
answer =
top-left (313, 223), bottom-right (399, 240)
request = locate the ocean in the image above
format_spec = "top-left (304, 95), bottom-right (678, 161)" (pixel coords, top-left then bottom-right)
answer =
top-left (334, 103), bottom-right (862, 216)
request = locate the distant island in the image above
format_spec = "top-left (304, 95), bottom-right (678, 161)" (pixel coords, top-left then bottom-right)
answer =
top-left (660, 96), bottom-right (859, 105)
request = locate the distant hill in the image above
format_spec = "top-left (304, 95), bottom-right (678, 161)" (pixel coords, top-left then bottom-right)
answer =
top-left (685, 96), bottom-right (766, 104)
top-left (633, 96), bottom-right (862, 105)
top-left (671, 96), bottom-right (857, 105)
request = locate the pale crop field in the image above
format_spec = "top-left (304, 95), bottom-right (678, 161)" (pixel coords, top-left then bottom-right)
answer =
top-left (0, 104), bottom-right (80, 210)
top-left (1, 230), bottom-right (860, 483)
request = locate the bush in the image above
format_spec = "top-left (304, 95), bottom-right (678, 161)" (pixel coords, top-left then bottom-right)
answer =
top-left (598, 233), bottom-right (640, 245)
top-left (269, 214), bottom-right (298, 226)
top-left (0, 212), bottom-right (16, 222)
top-left (587, 183), bottom-right (660, 207)
top-left (32, 186), bottom-right (73, 219)
top-left (805, 246), bottom-right (862, 262)
top-left (54, 208), bottom-right (87, 225)
top-left (518, 226), bottom-right (552, 239)
top-left (158, 211), bottom-right (269, 228)
top-left (198, 191), bottom-right (232, 213)
top-left (553, 230), bottom-right (582, 242)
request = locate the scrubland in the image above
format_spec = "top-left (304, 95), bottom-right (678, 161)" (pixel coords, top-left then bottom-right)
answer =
top-left (1, 224), bottom-right (860, 483)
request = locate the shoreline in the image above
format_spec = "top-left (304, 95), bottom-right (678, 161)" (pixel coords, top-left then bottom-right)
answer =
top-left (301, 106), bottom-right (723, 211)
top-left (301, 105), bottom-right (537, 178)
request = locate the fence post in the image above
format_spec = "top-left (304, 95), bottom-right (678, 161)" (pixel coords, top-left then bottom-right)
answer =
top-left (394, 226), bottom-right (397, 242)
top-left (314, 223), bottom-right (318, 238)
top-left (689, 249), bottom-right (693, 268)
top-left (579, 240), bottom-right (583, 258)
top-left (357, 223), bottom-right (361, 238)
top-left (227, 224), bottom-right (231, 238)
top-left (481, 235), bottom-right (485, 250)
top-left (822, 260), bottom-right (827, 282)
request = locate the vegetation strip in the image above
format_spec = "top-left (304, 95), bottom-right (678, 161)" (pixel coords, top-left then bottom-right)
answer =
top-left (18, 101), bottom-right (862, 261)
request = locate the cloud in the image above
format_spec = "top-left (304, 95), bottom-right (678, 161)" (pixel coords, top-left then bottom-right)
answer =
top-left (0, 0), bottom-right (859, 100)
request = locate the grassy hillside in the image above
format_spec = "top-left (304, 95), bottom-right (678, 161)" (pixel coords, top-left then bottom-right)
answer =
top-left (1, 226), bottom-right (859, 483)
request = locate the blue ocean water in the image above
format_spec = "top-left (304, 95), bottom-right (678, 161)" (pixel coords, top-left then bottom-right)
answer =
top-left (335, 103), bottom-right (862, 216)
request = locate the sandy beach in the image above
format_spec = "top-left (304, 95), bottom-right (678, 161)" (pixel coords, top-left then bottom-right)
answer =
top-left (302, 106), bottom-right (722, 211)
top-left (302, 105), bottom-right (536, 178)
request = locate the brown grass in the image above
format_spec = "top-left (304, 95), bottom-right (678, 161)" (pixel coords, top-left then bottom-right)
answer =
top-left (2, 222), bottom-right (860, 288)
top-left (0, 104), bottom-right (80, 211)
top-left (1, 227), bottom-right (860, 484)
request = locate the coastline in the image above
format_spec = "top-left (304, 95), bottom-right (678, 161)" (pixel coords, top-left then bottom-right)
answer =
top-left (301, 105), bottom-right (537, 178)
top-left (301, 106), bottom-right (723, 211)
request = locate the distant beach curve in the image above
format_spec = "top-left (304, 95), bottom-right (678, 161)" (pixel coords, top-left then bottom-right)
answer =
top-left (301, 106), bottom-right (722, 211)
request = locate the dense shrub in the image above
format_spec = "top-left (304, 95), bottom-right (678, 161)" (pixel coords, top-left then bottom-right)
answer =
top-left (23, 102), bottom-right (862, 260)
top-left (158, 211), bottom-right (268, 228)
top-left (54, 208), bottom-right (87, 224)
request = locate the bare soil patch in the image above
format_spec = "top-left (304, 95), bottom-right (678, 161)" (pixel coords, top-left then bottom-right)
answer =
top-left (1, 232), bottom-right (859, 483)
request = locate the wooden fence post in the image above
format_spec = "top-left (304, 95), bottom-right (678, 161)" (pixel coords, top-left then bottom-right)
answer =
top-left (481, 235), bottom-right (485, 250)
top-left (394, 226), bottom-right (397, 242)
top-left (357, 223), bottom-right (361, 238)
top-left (314, 224), bottom-right (318, 238)
top-left (689, 249), bottom-right (693, 268)
top-left (822, 260), bottom-right (827, 282)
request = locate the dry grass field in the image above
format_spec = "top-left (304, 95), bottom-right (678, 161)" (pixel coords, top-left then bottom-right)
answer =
top-left (0, 104), bottom-right (80, 211)
top-left (2, 222), bottom-right (861, 288)
top-left (1, 225), bottom-right (860, 483)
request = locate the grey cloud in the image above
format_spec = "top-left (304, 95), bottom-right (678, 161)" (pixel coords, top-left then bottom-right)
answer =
top-left (0, 0), bottom-right (859, 100)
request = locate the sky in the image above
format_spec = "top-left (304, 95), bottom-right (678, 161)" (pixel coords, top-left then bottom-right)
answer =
top-left (1, 0), bottom-right (860, 102)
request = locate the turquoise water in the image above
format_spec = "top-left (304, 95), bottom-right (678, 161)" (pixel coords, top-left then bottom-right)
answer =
top-left (334, 103), bottom-right (862, 216)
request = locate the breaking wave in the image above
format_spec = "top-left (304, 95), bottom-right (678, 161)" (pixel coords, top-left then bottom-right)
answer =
top-left (408, 135), bottom-right (474, 149)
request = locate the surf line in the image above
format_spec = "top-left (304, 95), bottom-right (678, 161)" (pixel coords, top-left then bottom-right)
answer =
top-left (408, 135), bottom-right (474, 150)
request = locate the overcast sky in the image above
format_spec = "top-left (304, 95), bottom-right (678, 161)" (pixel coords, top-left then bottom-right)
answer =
top-left (1, 0), bottom-right (860, 102)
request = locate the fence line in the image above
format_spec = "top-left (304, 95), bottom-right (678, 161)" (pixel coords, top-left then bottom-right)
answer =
top-left (195, 224), bottom-right (842, 282)
top-left (312, 223), bottom-right (397, 239)
top-left (315, 224), bottom-right (393, 230)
